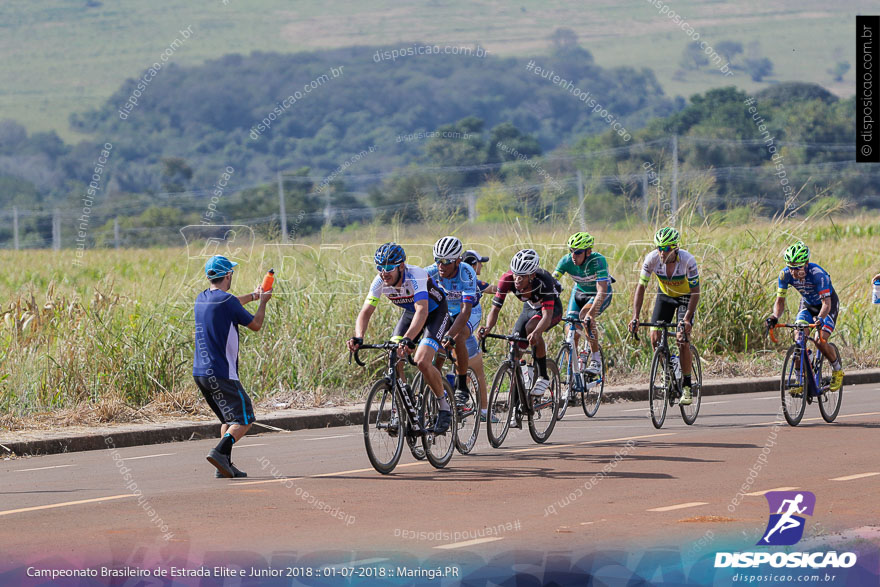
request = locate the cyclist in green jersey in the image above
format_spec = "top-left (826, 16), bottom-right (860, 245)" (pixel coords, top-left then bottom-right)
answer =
top-left (552, 232), bottom-right (614, 375)
top-left (628, 227), bottom-right (701, 405)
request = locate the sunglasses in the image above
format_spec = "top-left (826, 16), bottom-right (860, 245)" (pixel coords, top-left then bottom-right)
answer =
top-left (569, 248), bottom-right (586, 255)
top-left (657, 245), bottom-right (676, 252)
top-left (376, 263), bottom-right (399, 272)
top-left (435, 257), bottom-right (458, 266)
top-left (788, 264), bottom-right (806, 272)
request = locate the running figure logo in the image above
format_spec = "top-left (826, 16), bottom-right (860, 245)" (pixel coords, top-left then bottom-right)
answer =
top-left (758, 491), bottom-right (816, 546)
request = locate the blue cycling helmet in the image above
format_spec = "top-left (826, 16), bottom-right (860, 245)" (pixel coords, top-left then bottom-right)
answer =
top-left (374, 242), bottom-right (406, 265)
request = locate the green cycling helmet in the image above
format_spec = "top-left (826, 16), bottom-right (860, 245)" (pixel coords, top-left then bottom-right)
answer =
top-left (567, 232), bottom-right (594, 250)
top-left (653, 227), bottom-right (680, 248)
top-left (783, 242), bottom-right (810, 266)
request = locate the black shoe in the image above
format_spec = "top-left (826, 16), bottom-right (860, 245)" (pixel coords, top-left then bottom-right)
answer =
top-left (215, 462), bottom-right (247, 478)
top-left (433, 410), bottom-right (452, 434)
top-left (207, 449), bottom-right (234, 478)
top-left (454, 388), bottom-right (470, 406)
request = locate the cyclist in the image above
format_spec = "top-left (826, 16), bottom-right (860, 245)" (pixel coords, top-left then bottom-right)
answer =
top-left (765, 242), bottom-right (843, 393)
top-left (628, 227), bottom-right (700, 406)
top-left (425, 236), bottom-right (478, 410)
top-left (461, 248), bottom-right (495, 421)
top-left (347, 243), bottom-right (453, 434)
top-left (479, 249), bottom-right (563, 399)
top-left (553, 232), bottom-right (613, 376)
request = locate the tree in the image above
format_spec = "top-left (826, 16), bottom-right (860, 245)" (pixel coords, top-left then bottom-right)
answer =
top-left (550, 28), bottom-right (580, 53)
top-left (160, 157), bottom-right (193, 193)
top-left (679, 42), bottom-right (709, 71)
top-left (715, 41), bottom-right (743, 65)
top-left (743, 57), bottom-right (774, 82)
top-left (828, 61), bottom-right (850, 82)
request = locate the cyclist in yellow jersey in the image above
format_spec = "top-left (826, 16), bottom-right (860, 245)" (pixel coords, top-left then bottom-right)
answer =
top-left (628, 227), bottom-right (701, 405)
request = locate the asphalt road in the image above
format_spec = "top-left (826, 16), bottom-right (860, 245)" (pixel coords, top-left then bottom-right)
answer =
top-left (2, 383), bottom-right (879, 574)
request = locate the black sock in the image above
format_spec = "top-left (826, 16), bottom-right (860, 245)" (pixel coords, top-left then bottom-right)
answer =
top-left (535, 356), bottom-right (548, 379)
top-left (682, 375), bottom-right (692, 388)
top-left (457, 374), bottom-right (468, 391)
top-left (216, 433), bottom-right (235, 455)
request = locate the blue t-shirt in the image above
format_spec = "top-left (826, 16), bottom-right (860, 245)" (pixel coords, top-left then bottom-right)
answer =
top-left (193, 289), bottom-right (254, 380)
top-left (425, 262), bottom-right (478, 316)
top-left (777, 263), bottom-right (834, 307)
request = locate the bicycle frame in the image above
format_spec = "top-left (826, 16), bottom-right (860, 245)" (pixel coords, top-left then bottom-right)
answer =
top-left (635, 321), bottom-right (682, 395)
top-left (560, 316), bottom-right (602, 392)
top-left (352, 343), bottom-right (422, 433)
top-left (772, 324), bottom-right (826, 398)
top-left (481, 333), bottom-right (534, 416)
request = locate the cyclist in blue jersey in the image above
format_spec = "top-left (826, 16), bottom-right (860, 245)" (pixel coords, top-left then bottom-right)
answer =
top-left (425, 236), bottom-right (477, 410)
top-left (347, 243), bottom-right (453, 433)
top-left (765, 242), bottom-right (844, 393)
top-left (462, 249), bottom-right (495, 421)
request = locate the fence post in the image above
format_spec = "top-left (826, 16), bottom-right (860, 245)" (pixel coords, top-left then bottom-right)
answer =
top-left (577, 170), bottom-right (586, 229)
top-left (52, 208), bottom-right (61, 251)
top-left (13, 206), bottom-right (19, 251)
top-left (278, 171), bottom-right (288, 243)
top-left (114, 217), bottom-right (120, 249)
top-left (467, 192), bottom-right (476, 223)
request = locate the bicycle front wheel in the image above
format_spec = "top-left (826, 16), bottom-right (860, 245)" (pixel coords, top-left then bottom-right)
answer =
top-left (421, 379), bottom-right (456, 469)
top-left (529, 360), bottom-right (559, 443)
top-left (487, 363), bottom-right (515, 448)
top-left (781, 344), bottom-right (807, 426)
top-left (582, 346), bottom-right (604, 418)
top-left (680, 345), bottom-right (702, 425)
top-left (648, 349), bottom-right (670, 429)
top-left (818, 342), bottom-right (842, 423)
top-left (363, 379), bottom-right (405, 474)
top-left (407, 374), bottom-right (427, 460)
top-left (454, 368), bottom-right (481, 455)
top-left (554, 345), bottom-right (572, 420)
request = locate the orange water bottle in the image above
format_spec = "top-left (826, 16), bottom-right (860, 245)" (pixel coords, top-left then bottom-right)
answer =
top-left (261, 268), bottom-right (275, 292)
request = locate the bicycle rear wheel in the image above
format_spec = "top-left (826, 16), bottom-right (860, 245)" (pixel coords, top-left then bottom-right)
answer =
top-left (554, 345), bottom-right (572, 420)
top-left (529, 360), bottom-right (559, 443)
top-left (818, 342), bottom-right (842, 423)
top-left (680, 345), bottom-right (702, 425)
top-left (487, 363), bottom-right (515, 448)
top-left (582, 346), bottom-right (604, 418)
top-left (408, 374), bottom-right (427, 460)
top-left (421, 379), bottom-right (456, 469)
top-left (649, 349), bottom-right (670, 429)
top-left (453, 369), bottom-right (481, 454)
top-left (781, 344), bottom-right (807, 426)
top-left (363, 379), bottom-right (405, 474)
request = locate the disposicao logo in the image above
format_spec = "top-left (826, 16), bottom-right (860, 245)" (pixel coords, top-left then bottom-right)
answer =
top-left (714, 491), bottom-right (858, 569)
top-left (759, 490), bottom-right (815, 546)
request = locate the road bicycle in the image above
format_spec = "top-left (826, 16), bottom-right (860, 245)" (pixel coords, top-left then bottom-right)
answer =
top-left (555, 316), bottom-right (604, 420)
top-left (632, 321), bottom-right (702, 428)
top-left (481, 333), bottom-right (560, 447)
top-left (413, 348), bottom-right (480, 455)
top-left (768, 323), bottom-right (843, 426)
top-left (352, 342), bottom-right (457, 474)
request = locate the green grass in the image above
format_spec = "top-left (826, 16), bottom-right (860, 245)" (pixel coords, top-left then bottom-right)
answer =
top-left (1, 213), bottom-right (879, 426)
top-left (0, 0), bottom-right (862, 140)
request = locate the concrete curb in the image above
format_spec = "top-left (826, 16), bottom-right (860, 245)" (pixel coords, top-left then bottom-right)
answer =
top-left (2, 370), bottom-right (878, 457)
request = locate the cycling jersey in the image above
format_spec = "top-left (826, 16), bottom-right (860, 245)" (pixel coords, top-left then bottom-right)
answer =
top-left (425, 261), bottom-right (478, 316)
top-left (553, 251), bottom-right (614, 295)
top-left (366, 263), bottom-right (445, 312)
top-left (639, 249), bottom-right (700, 298)
top-left (493, 268), bottom-right (562, 311)
top-left (777, 263), bottom-right (834, 307)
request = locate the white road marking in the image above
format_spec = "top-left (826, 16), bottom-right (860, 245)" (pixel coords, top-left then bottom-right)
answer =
top-left (435, 537), bottom-right (504, 550)
top-left (830, 472), bottom-right (879, 482)
top-left (647, 502), bottom-right (709, 512)
top-left (509, 432), bottom-right (676, 454)
top-left (700, 400), bottom-right (731, 406)
top-left (0, 494), bottom-right (135, 517)
top-left (231, 444), bottom-right (267, 449)
top-left (304, 435), bottom-right (353, 441)
top-left (621, 407), bottom-right (651, 413)
top-left (120, 453), bottom-right (175, 461)
top-left (15, 464), bottom-right (74, 472)
top-left (744, 486), bottom-right (799, 496)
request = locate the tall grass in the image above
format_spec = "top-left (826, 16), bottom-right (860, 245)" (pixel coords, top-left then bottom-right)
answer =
top-left (1, 214), bottom-right (879, 425)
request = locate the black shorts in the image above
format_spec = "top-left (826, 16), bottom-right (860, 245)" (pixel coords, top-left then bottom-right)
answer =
top-left (512, 300), bottom-right (563, 347)
top-left (797, 291), bottom-right (839, 334)
top-left (392, 300), bottom-right (450, 352)
top-left (650, 293), bottom-right (696, 330)
top-left (194, 375), bottom-right (255, 425)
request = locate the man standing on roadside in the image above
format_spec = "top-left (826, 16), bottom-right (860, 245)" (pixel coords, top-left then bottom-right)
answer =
top-left (193, 255), bottom-right (271, 478)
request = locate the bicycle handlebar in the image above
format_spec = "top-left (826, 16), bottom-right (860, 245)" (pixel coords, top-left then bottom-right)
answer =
top-left (479, 332), bottom-right (529, 353)
top-left (767, 322), bottom-right (815, 344)
top-left (350, 342), bottom-right (417, 367)
top-left (630, 321), bottom-right (680, 342)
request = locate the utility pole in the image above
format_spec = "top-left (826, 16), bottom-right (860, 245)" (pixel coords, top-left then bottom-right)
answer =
top-left (52, 208), bottom-right (60, 251)
top-left (467, 192), bottom-right (476, 223)
top-left (13, 206), bottom-right (19, 251)
top-left (114, 217), bottom-right (120, 249)
top-left (642, 173), bottom-right (649, 224)
top-left (277, 171), bottom-right (288, 243)
top-left (576, 170), bottom-right (586, 229)
top-left (671, 135), bottom-right (679, 224)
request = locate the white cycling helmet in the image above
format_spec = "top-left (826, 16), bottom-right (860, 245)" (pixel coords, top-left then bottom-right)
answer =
top-left (433, 236), bottom-right (463, 260)
top-left (510, 249), bottom-right (540, 275)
